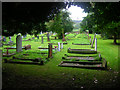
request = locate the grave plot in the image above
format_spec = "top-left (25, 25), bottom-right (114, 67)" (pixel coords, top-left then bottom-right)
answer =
top-left (62, 53), bottom-right (102, 61)
top-left (4, 51), bottom-right (49, 65)
top-left (72, 33), bottom-right (91, 45)
top-left (58, 34), bottom-right (107, 69)
top-left (68, 48), bottom-right (97, 54)
top-left (58, 58), bottom-right (107, 69)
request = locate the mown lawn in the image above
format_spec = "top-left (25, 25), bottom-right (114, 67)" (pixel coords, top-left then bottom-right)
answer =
top-left (2, 33), bottom-right (120, 89)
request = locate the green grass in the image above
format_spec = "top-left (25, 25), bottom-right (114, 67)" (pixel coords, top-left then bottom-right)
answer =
top-left (2, 33), bottom-right (119, 88)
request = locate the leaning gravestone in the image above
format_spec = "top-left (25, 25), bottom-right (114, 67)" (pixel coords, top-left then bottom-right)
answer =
top-left (90, 36), bottom-right (91, 44)
top-left (91, 33), bottom-right (96, 48)
top-left (16, 34), bottom-right (22, 52)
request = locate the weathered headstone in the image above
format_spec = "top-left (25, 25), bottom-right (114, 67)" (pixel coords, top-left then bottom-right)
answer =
top-left (9, 36), bottom-right (11, 41)
top-left (91, 33), bottom-right (96, 48)
top-left (32, 37), bottom-right (35, 39)
top-left (48, 43), bottom-right (52, 58)
top-left (40, 31), bottom-right (42, 34)
top-left (95, 38), bottom-right (97, 51)
top-left (3, 36), bottom-right (6, 42)
top-left (58, 42), bottom-right (60, 51)
top-left (16, 34), bottom-right (22, 52)
top-left (47, 33), bottom-right (50, 41)
top-left (37, 36), bottom-right (39, 39)
top-left (41, 36), bottom-right (43, 44)
top-left (61, 43), bottom-right (63, 49)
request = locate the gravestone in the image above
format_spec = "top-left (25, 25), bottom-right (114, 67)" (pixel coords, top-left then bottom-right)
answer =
top-left (41, 36), bottom-right (43, 44)
top-left (58, 42), bottom-right (60, 51)
top-left (61, 43), bottom-right (63, 49)
top-left (40, 31), bottom-right (42, 34)
top-left (48, 43), bottom-right (52, 58)
top-left (91, 33), bottom-right (96, 48)
top-left (9, 36), bottom-right (11, 41)
top-left (32, 37), bottom-right (35, 39)
top-left (95, 38), bottom-right (97, 51)
top-left (47, 33), bottom-right (50, 41)
top-left (16, 34), bottom-right (22, 52)
top-left (3, 36), bottom-right (6, 42)
top-left (37, 36), bottom-right (39, 39)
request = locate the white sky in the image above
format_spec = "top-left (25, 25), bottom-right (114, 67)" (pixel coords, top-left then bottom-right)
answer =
top-left (67, 5), bottom-right (88, 21)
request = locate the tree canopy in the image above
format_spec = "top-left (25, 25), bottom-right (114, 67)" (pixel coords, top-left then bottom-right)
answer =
top-left (46, 9), bottom-right (74, 39)
top-left (79, 2), bottom-right (120, 44)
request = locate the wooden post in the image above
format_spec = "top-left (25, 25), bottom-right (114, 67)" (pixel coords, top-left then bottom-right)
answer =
top-left (55, 36), bottom-right (56, 39)
top-left (48, 43), bottom-right (52, 58)
top-left (95, 38), bottom-right (97, 51)
top-left (41, 36), bottom-right (43, 44)
top-left (91, 33), bottom-right (96, 48)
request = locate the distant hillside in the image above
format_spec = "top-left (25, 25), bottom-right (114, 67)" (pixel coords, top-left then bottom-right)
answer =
top-left (72, 20), bottom-right (82, 23)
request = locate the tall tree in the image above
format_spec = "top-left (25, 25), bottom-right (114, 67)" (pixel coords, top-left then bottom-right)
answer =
top-left (46, 9), bottom-right (74, 39)
top-left (77, 2), bottom-right (120, 44)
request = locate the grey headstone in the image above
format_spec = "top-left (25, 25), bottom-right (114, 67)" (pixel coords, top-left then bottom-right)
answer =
top-left (61, 43), bottom-right (63, 49)
top-left (16, 35), bottom-right (22, 52)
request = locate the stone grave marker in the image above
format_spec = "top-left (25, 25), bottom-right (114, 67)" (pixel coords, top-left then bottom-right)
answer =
top-left (47, 33), bottom-right (50, 41)
top-left (61, 43), bottom-right (63, 49)
top-left (91, 33), bottom-right (96, 48)
top-left (58, 42), bottom-right (60, 51)
top-left (16, 34), bottom-right (22, 52)
top-left (95, 38), bottom-right (97, 51)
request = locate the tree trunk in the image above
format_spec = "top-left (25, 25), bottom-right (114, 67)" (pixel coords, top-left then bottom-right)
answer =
top-left (114, 34), bottom-right (117, 44)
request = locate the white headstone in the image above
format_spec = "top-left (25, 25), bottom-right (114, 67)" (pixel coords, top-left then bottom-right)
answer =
top-left (58, 42), bottom-right (60, 51)
top-left (61, 43), bottom-right (63, 49)
top-left (41, 31), bottom-right (42, 34)
top-left (95, 38), bottom-right (97, 51)
top-left (16, 34), bottom-right (22, 52)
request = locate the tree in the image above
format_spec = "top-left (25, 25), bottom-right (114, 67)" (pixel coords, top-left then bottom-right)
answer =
top-left (76, 2), bottom-right (120, 44)
top-left (46, 9), bottom-right (74, 39)
top-left (2, 2), bottom-right (68, 36)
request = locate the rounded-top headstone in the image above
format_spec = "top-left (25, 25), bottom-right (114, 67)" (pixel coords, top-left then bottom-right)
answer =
top-left (16, 34), bottom-right (22, 52)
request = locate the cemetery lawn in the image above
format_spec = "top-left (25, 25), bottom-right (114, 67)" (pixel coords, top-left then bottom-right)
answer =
top-left (2, 34), bottom-right (119, 89)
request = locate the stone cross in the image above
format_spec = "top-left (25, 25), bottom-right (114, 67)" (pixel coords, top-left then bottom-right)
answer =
top-left (16, 34), bottom-right (22, 52)
top-left (58, 42), bottom-right (60, 51)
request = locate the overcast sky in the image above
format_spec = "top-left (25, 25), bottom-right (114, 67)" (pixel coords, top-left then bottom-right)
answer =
top-left (67, 5), bottom-right (88, 21)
